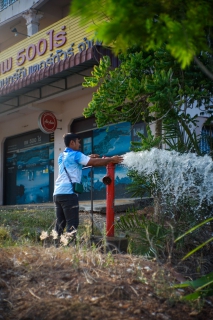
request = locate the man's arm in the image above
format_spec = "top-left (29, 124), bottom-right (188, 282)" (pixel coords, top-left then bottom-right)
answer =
top-left (89, 154), bottom-right (100, 158)
top-left (87, 155), bottom-right (123, 167)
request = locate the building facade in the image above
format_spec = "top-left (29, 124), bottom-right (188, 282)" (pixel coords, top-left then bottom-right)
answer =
top-left (0, 0), bottom-right (209, 206)
top-left (0, 0), bottom-right (148, 205)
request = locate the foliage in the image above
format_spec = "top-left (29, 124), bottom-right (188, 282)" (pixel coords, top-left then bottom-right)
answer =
top-left (173, 218), bottom-right (213, 300)
top-left (126, 169), bottom-right (152, 199)
top-left (83, 52), bottom-right (151, 127)
top-left (131, 127), bottom-right (161, 152)
top-left (162, 115), bottom-right (203, 155)
top-left (0, 208), bottom-right (94, 247)
top-left (175, 217), bottom-right (213, 261)
top-left (127, 127), bottom-right (161, 198)
top-left (116, 211), bottom-right (172, 258)
top-left (0, 208), bottom-right (55, 245)
top-left (82, 49), bottom-right (213, 135)
top-left (71, 0), bottom-right (213, 68)
top-left (174, 272), bottom-right (213, 300)
top-left (0, 226), bottom-right (11, 245)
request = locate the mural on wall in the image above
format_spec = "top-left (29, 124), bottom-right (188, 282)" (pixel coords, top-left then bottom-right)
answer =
top-left (4, 130), bottom-right (54, 205)
top-left (200, 126), bottom-right (213, 154)
top-left (93, 122), bottom-right (131, 156)
top-left (49, 144), bottom-right (54, 173)
top-left (79, 121), bottom-right (146, 200)
top-left (15, 145), bottom-right (50, 204)
top-left (82, 137), bottom-right (92, 155)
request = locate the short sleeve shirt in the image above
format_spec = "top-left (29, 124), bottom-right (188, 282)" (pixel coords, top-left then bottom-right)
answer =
top-left (53, 147), bottom-right (90, 195)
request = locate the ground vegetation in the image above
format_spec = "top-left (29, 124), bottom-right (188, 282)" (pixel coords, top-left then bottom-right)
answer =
top-left (0, 207), bottom-right (213, 319)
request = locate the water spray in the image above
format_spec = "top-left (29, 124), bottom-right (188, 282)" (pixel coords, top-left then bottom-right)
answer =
top-left (122, 148), bottom-right (213, 220)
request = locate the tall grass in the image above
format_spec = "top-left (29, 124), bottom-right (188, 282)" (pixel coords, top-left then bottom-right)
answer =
top-left (0, 208), bottom-right (55, 246)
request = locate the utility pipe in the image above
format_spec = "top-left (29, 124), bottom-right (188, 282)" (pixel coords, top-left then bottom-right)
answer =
top-left (102, 162), bottom-right (115, 237)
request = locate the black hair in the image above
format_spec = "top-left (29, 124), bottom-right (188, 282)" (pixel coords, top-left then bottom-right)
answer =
top-left (63, 133), bottom-right (80, 147)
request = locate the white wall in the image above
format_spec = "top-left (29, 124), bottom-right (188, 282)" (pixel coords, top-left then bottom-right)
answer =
top-left (0, 88), bottom-right (94, 205)
top-left (0, 107), bottom-right (46, 205)
top-left (53, 91), bottom-right (94, 181)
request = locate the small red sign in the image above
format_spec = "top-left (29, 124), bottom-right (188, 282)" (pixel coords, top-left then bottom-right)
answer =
top-left (38, 111), bottom-right (57, 134)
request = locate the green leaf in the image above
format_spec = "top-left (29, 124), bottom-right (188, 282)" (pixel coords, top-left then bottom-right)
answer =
top-left (71, 0), bottom-right (213, 69)
top-left (175, 217), bottom-right (213, 242)
top-left (173, 272), bottom-right (213, 300)
top-left (182, 237), bottom-right (213, 261)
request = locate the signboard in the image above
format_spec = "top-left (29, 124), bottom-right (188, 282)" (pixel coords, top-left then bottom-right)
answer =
top-left (38, 111), bottom-right (57, 133)
top-left (5, 129), bottom-right (53, 153)
top-left (0, 15), bottom-right (102, 88)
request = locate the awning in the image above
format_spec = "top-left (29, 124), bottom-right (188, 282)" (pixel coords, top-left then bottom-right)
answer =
top-left (0, 46), bottom-right (119, 106)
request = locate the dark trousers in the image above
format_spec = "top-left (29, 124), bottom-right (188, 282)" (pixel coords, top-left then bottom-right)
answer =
top-left (53, 194), bottom-right (79, 236)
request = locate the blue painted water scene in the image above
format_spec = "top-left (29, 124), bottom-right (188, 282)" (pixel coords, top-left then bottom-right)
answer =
top-left (80, 122), bottom-right (133, 200)
top-left (8, 143), bottom-right (54, 204)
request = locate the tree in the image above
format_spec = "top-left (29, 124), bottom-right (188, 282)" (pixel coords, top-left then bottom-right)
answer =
top-left (71, 0), bottom-right (213, 132)
top-left (71, 2), bottom-right (213, 287)
top-left (82, 47), bottom-right (213, 147)
top-left (71, 0), bottom-right (213, 70)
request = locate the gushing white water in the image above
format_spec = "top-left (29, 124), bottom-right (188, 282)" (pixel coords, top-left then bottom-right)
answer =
top-left (122, 148), bottom-right (213, 216)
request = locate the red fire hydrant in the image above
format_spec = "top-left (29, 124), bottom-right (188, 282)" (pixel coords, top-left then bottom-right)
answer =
top-left (102, 162), bottom-right (115, 237)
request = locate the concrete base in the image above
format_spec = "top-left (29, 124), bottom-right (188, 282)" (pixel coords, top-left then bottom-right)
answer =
top-left (80, 197), bottom-right (153, 213)
top-left (0, 197), bottom-right (153, 214)
top-left (90, 235), bottom-right (128, 253)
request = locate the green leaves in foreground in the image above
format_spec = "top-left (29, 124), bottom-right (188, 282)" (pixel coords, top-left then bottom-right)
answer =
top-left (173, 218), bottom-right (213, 300)
top-left (175, 217), bottom-right (213, 260)
top-left (173, 272), bottom-right (213, 300)
top-left (115, 212), bottom-right (171, 257)
top-left (71, 0), bottom-right (213, 68)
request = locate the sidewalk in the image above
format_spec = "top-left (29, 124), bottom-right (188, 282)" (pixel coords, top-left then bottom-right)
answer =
top-left (0, 197), bottom-right (152, 213)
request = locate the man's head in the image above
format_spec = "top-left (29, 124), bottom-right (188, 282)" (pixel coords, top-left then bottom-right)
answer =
top-left (63, 133), bottom-right (81, 151)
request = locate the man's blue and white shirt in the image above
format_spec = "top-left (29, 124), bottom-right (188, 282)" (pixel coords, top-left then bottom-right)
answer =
top-left (53, 147), bottom-right (90, 195)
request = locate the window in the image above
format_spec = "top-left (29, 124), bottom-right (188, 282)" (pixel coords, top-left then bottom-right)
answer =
top-left (0, 0), bottom-right (17, 12)
top-left (200, 125), bottom-right (213, 154)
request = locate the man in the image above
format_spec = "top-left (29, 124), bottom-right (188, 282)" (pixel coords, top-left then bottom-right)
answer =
top-left (53, 133), bottom-right (123, 236)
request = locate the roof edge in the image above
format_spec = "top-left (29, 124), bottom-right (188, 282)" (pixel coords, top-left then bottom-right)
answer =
top-left (0, 46), bottom-right (119, 98)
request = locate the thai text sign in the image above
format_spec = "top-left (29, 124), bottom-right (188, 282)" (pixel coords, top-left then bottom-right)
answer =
top-left (0, 16), bottom-right (101, 88)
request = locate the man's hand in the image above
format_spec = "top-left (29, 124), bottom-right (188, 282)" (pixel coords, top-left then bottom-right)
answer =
top-left (87, 155), bottom-right (123, 167)
top-left (89, 154), bottom-right (100, 158)
top-left (110, 155), bottom-right (123, 164)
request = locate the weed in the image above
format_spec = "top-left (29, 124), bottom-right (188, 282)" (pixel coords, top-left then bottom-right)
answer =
top-left (0, 226), bottom-right (13, 246)
top-left (0, 208), bottom-right (55, 246)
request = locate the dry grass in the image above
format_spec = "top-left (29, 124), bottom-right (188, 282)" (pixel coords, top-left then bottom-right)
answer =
top-left (1, 207), bottom-right (213, 319)
top-left (1, 244), bottom-right (213, 320)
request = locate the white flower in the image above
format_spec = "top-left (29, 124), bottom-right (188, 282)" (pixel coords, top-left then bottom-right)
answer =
top-left (65, 230), bottom-right (76, 238)
top-left (91, 297), bottom-right (98, 301)
top-left (50, 229), bottom-right (58, 240)
top-left (40, 231), bottom-right (48, 240)
top-left (60, 234), bottom-right (68, 246)
top-left (143, 266), bottom-right (152, 271)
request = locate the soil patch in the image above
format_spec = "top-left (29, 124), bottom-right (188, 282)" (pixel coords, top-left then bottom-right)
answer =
top-left (0, 246), bottom-right (213, 320)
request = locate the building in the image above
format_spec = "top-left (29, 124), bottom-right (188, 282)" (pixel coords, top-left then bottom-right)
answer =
top-left (0, 0), bottom-right (147, 205)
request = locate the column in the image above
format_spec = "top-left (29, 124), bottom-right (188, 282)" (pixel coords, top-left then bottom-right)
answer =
top-left (22, 9), bottom-right (44, 36)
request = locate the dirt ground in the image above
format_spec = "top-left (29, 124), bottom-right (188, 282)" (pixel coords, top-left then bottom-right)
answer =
top-left (1, 244), bottom-right (213, 320)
